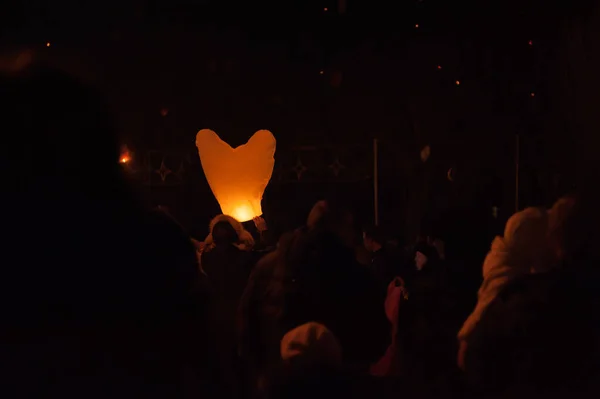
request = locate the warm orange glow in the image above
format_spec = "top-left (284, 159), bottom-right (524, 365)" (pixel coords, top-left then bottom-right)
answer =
top-left (415, 24), bottom-right (419, 28)
top-left (437, 65), bottom-right (442, 70)
top-left (324, 7), bottom-right (328, 11)
top-left (119, 145), bottom-right (131, 164)
top-left (455, 80), bottom-right (460, 86)
top-left (530, 92), bottom-right (535, 97)
top-left (319, 70), bottom-right (324, 75)
top-left (46, 42), bottom-right (51, 47)
top-left (196, 129), bottom-right (276, 222)
top-left (231, 204), bottom-right (256, 223)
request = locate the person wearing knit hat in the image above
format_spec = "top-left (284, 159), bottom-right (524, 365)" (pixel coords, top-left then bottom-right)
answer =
top-left (274, 323), bottom-right (381, 399)
top-left (280, 322), bottom-right (342, 371)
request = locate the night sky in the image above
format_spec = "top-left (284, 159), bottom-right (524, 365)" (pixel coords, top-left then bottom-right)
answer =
top-left (2, 0), bottom-right (599, 235)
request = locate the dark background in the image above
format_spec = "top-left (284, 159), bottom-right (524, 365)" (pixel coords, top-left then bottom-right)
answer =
top-left (2, 0), bottom-right (599, 239)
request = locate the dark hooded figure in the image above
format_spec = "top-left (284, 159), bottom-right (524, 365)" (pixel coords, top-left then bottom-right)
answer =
top-left (461, 194), bottom-right (600, 398)
top-left (200, 215), bottom-right (258, 399)
top-left (1, 56), bottom-right (216, 399)
top-left (238, 200), bottom-right (390, 396)
top-left (201, 215), bottom-right (258, 313)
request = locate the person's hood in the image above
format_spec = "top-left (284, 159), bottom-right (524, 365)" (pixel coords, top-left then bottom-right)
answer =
top-left (280, 322), bottom-right (342, 369)
top-left (504, 207), bottom-right (548, 245)
top-left (503, 207), bottom-right (550, 273)
top-left (458, 207), bottom-right (554, 342)
top-left (203, 214), bottom-right (255, 251)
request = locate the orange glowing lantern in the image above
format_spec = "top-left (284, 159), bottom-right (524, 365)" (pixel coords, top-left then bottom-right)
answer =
top-left (119, 146), bottom-right (131, 164)
top-left (196, 129), bottom-right (276, 222)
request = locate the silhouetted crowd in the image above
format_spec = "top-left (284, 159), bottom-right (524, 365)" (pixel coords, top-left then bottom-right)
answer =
top-left (2, 58), bottom-right (600, 399)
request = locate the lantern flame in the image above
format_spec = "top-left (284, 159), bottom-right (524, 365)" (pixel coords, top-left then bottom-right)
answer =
top-left (196, 129), bottom-right (276, 222)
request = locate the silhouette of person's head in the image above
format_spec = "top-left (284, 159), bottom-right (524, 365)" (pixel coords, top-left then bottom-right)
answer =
top-left (1, 58), bottom-right (130, 303)
top-left (280, 202), bottom-right (357, 282)
top-left (212, 220), bottom-right (239, 246)
top-left (1, 57), bottom-right (119, 194)
top-left (1, 56), bottom-right (213, 398)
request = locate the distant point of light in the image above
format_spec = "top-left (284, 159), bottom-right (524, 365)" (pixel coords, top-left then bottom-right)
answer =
top-left (319, 70), bottom-right (324, 75)
top-left (455, 80), bottom-right (460, 86)
top-left (120, 156), bottom-right (130, 164)
top-left (437, 65), bottom-right (442, 70)
top-left (530, 92), bottom-right (535, 97)
top-left (528, 40), bottom-right (533, 46)
top-left (415, 24), bottom-right (419, 28)
top-left (46, 42), bottom-right (51, 47)
top-left (324, 7), bottom-right (328, 11)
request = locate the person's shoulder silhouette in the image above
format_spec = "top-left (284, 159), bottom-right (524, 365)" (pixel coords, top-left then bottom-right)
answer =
top-left (1, 56), bottom-right (215, 398)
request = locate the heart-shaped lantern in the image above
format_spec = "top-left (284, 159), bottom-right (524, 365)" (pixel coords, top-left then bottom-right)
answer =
top-left (196, 129), bottom-right (276, 222)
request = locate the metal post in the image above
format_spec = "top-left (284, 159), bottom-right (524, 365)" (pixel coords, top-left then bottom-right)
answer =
top-left (373, 139), bottom-right (379, 226)
top-left (515, 134), bottom-right (520, 212)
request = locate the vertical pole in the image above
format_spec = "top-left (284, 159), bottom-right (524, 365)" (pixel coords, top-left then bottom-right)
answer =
top-left (374, 139), bottom-right (379, 226)
top-left (515, 134), bottom-right (520, 212)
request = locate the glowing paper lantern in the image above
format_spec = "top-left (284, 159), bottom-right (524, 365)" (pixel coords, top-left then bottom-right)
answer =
top-left (119, 145), bottom-right (131, 164)
top-left (196, 129), bottom-right (276, 222)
